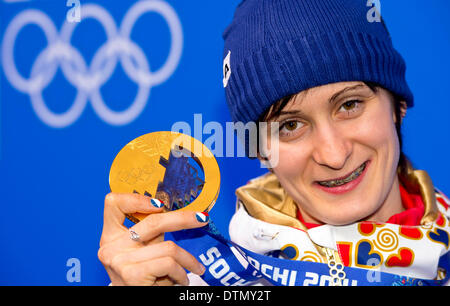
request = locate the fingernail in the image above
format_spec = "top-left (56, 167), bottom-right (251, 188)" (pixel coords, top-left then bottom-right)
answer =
top-left (150, 198), bottom-right (164, 208)
top-left (195, 212), bottom-right (209, 223)
top-left (197, 264), bottom-right (206, 276)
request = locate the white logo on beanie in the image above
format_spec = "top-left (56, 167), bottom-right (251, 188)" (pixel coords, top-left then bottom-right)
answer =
top-left (223, 50), bottom-right (231, 88)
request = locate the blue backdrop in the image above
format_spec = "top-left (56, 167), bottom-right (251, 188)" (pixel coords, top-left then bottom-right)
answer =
top-left (0, 0), bottom-right (449, 285)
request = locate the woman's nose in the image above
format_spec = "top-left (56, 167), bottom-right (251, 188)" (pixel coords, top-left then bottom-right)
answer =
top-left (311, 124), bottom-right (352, 170)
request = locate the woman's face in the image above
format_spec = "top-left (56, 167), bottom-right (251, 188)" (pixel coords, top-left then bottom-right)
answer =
top-left (265, 81), bottom-right (402, 225)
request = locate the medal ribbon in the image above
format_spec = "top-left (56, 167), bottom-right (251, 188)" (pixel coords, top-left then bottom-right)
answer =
top-left (169, 222), bottom-right (450, 286)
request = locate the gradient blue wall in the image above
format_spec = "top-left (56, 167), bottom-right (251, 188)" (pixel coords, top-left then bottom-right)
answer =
top-left (0, 0), bottom-right (448, 285)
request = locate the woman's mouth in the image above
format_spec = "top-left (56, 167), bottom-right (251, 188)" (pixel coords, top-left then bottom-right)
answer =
top-left (314, 161), bottom-right (370, 194)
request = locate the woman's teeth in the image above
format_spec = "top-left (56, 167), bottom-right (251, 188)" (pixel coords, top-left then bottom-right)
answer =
top-left (317, 162), bottom-right (366, 188)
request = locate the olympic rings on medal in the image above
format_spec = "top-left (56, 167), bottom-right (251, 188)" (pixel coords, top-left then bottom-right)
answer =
top-left (1, 1), bottom-right (183, 128)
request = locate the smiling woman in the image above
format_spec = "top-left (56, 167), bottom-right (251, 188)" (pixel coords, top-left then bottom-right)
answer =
top-left (219, 0), bottom-right (450, 286)
top-left (258, 81), bottom-right (407, 226)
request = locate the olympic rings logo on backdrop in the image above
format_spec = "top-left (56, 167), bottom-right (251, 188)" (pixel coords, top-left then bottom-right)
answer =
top-left (1, 1), bottom-right (183, 128)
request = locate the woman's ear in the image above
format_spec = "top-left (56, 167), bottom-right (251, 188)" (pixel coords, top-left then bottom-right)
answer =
top-left (393, 100), bottom-right (407, 124)
top-left (400, 101), bottom-right (407, 121)
top-left (398, 100), bottom-right (407, 124)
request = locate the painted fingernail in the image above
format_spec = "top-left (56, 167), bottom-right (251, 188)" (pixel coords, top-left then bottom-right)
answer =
top-left (196, 212), bottom-right (209, 223)
top-left (150, 198), bottom-right (164, 208)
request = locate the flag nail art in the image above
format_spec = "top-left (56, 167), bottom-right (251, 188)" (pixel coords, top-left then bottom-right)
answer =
top-left (150, 198), bottom-right (164, 208)
top-left (196, 212), bottom-right (209, 223)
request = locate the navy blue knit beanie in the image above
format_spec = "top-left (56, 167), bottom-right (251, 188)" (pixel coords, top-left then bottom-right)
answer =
top-left (222, 0), bottom-right (414, 127)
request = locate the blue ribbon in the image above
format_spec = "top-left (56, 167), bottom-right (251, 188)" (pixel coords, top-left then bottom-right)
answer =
top-left (169, 222), bottom-right (450, 286)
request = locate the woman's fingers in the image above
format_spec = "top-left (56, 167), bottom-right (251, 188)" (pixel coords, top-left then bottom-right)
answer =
top-left (99, 192), bottom-right (210, 286)
top-left (129, 210), bottom-right (209, 243)
top-left (101, 193), bottom-right (164, 244)
top-left (112, 240), bottom-right (205, 276)
top-left (120, 257), bottom-right (191, 286)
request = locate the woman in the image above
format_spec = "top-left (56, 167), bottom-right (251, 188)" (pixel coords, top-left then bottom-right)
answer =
top-left (98, 0), bottom-right (450, 286)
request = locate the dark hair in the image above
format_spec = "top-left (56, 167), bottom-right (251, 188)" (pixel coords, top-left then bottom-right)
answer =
top-left (256, 82), bottom-right (408, 175)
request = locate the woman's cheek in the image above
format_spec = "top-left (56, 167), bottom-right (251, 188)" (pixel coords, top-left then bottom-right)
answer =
top-left (274, 142), bottom-right (308, 181)
top-left (351, 103), bottom-right (397, 152)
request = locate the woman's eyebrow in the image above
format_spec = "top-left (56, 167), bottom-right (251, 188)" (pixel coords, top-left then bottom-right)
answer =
top-left (268, 84), bottom-right (369, 121)
top-left (267, 109), bottom-right (307, 122)
top-left (329, 84), bottom-right (367, 104)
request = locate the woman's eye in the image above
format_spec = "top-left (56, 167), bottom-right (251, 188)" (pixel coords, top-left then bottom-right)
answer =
top-left (284, 121), bottom-right (298, 131)
top-left (338, 100), bottom-right (363, 114)
top-left (279, 120), bottom-right (304, 137)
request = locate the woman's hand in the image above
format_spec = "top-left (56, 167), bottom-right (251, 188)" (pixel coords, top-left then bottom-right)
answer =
top-left (98, 193), bottom-right (207, 286)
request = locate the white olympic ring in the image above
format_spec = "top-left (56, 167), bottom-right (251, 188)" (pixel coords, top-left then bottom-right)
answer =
top-left (1, 0), bottom-right (183, 127)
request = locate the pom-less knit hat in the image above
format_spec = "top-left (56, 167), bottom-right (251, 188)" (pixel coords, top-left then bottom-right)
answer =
top-left (222, 0), bottom-right (414, 126)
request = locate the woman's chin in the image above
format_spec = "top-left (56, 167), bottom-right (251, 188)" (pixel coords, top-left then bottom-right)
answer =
top-left (311, 199), bottom-right (377, 226)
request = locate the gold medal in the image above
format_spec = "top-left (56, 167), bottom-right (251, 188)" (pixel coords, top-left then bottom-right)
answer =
top-left (109, 131), bottom-right (220, 223)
